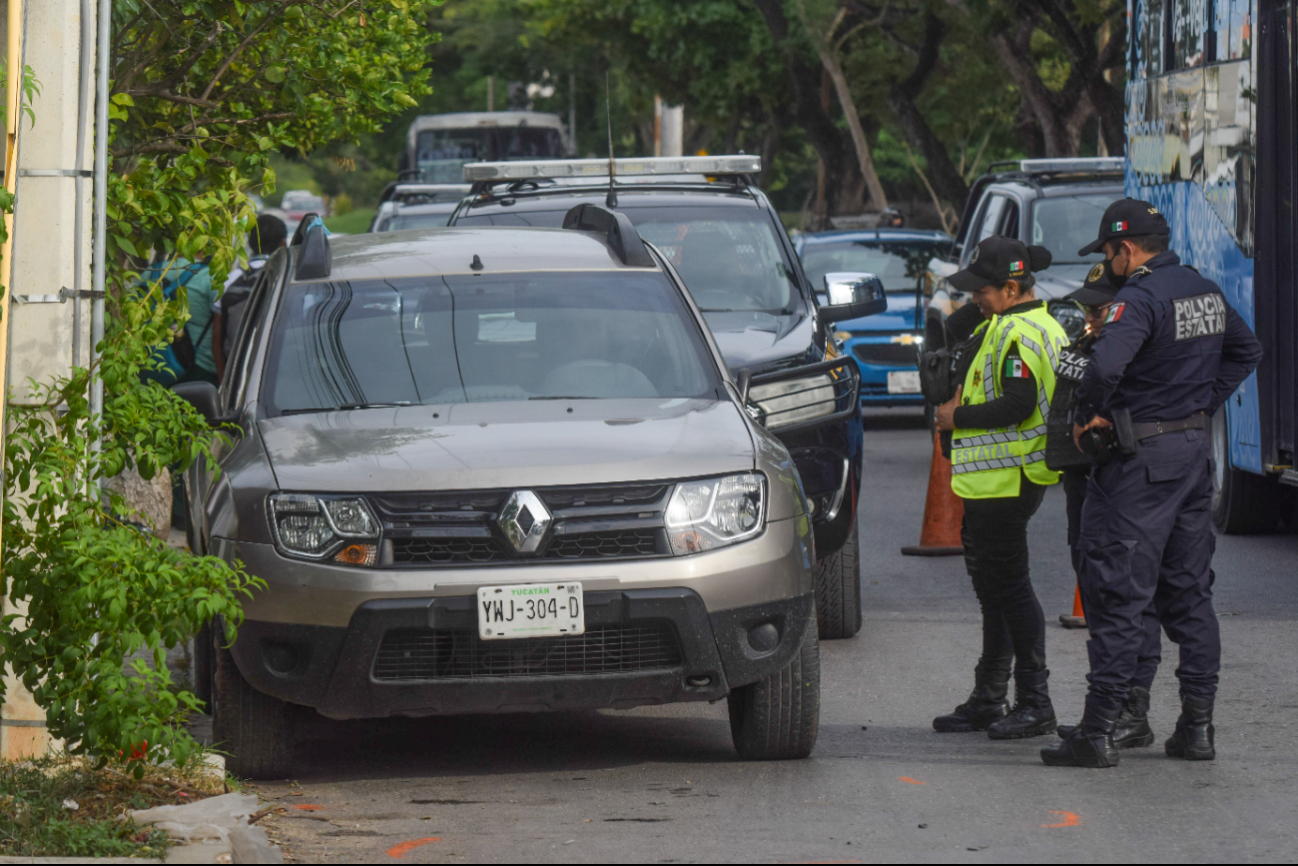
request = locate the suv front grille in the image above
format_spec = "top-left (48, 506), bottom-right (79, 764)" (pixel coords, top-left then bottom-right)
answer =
top-left (393, 537), bottom-right (507, 565)
top-left (853, 342), bottom-right (920, 366)
top-left (392, 529), bottom-right (662, 564)
top-left (376, 483), bottom-right (671, 567)
top-left (372, 623), bottom-right (683, 679)
top-left (545, 529), bottom-right (659, 559)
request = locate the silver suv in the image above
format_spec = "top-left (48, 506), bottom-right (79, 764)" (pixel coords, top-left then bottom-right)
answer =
top-left (175, 207), bottom-right (872, 778)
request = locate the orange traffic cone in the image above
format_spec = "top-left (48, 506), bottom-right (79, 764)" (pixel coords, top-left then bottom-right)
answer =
top-left (901, 430), bottom-right (965, 556)
top-left (1059, 585), bottom-right (1087, 629)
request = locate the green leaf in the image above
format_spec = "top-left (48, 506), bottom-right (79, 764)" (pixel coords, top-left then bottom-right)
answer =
top-left (113, 235), bottom-right (140, 258)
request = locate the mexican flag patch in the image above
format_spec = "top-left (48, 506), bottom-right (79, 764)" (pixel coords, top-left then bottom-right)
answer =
top-left (1111, 221), bottom-right (1129, 232)
top-left (1009, 259), bottom-right (1025, 274)
top-left (1005, 357), bottom-right (1030, 379)
top-left (1106, 302), bottom-right (1127, 323)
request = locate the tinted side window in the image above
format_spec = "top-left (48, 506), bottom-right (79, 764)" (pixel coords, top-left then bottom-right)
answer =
top-left (967, 195), bottom-right (1009, 262)
top-left (1000, 198), bottom-right (1021, 239)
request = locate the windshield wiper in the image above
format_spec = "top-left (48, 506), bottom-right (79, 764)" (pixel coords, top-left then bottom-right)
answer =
top-left (528, 395), bottom-right (598, 400)
top-left (280, 402), bottom-right (412, 416)
top-left (339, 402), bottom-right (413, 410)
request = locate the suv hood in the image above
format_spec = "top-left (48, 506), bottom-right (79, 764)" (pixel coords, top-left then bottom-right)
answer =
top-left (258, 398), bottom-right (754, 492)
top-left (703, 311), bottom-right (816, 373)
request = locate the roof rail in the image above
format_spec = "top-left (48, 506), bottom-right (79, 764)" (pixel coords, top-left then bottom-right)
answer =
top-left (291, 213), bottom-right (332, 281)
top-left (465, 154), bottom-right (760, 183)
top-left (562, 203), bottom-right (655, 267)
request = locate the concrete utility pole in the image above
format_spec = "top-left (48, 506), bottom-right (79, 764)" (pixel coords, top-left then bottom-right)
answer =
top-left (653, 96), bottom-right (683, 158)
top-left (0, 0), bottom-right (96, 760)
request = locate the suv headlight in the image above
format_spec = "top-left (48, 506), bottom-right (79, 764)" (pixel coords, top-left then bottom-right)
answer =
top-left (1049, 301), bottom-right (1086, 341)
top-left (748, 375), bottom-right (836, 430)
top-left (269, 493), bottom-right (381, 566)
top-left (665, 473), bottom-right (765, 555)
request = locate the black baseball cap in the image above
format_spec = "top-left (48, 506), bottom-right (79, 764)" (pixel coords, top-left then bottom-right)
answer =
top-left (1078, 198), bottom-right (1170, 256)
top-left (949, 236), bottom-right (1051, 293)
top-left (1066, 262), bottom-right (1120, 306)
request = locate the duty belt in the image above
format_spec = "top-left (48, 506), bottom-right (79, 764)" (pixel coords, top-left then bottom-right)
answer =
top-left (1131, 413), bottom-right (1209, 441)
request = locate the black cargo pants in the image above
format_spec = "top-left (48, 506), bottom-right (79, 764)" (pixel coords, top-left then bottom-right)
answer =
top-left (1064, 466), bottom-right (1162, 692)
top-left (961, 473), bottom-right (1048, 677)
top-left (1077, 429), bottom-right (1219, 713)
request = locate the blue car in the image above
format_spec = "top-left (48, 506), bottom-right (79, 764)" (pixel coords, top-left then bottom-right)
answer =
top-left (796, 228), bottom-right (953, 409)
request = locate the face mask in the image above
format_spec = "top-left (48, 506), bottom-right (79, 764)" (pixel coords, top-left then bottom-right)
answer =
top-left (1104, 256), bottom-right (1127, 290)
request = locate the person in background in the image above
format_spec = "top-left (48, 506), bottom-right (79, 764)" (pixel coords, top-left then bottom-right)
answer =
top-left (879, 207), bottom-right (905, 228)
top-left (213, 213), bottom-right (287, 382)
top-left (139, 255), bottom-right (218, 387)
top-left (1048, 266), bottom-right (1121, 607)
top-left (932, 236), bottom-right (1070, 740)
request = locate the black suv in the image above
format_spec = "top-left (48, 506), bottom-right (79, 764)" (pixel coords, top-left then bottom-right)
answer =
top-left (927, 157), bottom-right (1125, 348)
top-left (448, 157), bottom-right (873, 639)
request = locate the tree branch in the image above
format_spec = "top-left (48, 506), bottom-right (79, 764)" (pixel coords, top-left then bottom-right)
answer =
top-left (201, 6), bottom-right (289, 103)
top-left (887, 9), bottom-right (969, 209)
top-left (125, 88), bottom-right (218, 109)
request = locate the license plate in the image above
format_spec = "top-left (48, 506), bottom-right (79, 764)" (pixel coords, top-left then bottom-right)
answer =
top-left (887, 370), bottom-right (922, 394)
top-left (477, 582), bottom-right (585, 640)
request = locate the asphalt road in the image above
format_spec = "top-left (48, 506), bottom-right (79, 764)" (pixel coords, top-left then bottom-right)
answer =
top-left (246, 411), bottom-right (1298, 863)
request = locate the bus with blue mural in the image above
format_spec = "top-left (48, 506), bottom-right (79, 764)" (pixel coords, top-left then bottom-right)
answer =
top-left (1126, 0), bottom-right (1297, 532)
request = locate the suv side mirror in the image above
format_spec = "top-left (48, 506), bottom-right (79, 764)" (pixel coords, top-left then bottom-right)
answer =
top-left (819, 273), bottom-right (886, 323)
top-left (172, 381), bottom-right (238, 427)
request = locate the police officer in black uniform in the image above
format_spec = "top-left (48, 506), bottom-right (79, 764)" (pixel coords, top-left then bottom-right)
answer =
top-left (1047, 266), bottom-right (1161, 751)
top-left (1041, 200), bottom-right (1262, 768)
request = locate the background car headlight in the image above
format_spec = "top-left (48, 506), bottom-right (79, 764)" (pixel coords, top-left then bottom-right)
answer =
top-left (665, 473), bottom-right (765, 555)
top-left (748, 374), bottom-right (836, 430)
top-left (1049, 301), bottom-right (1086, 341)
top-left (269, 493), bottom-right (381, 564)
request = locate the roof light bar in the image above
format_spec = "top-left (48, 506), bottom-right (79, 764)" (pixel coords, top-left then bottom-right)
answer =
top-left (464, 155), bottom-right (761, 182)
top-left (1016, 157), bottom-right (1124, 174)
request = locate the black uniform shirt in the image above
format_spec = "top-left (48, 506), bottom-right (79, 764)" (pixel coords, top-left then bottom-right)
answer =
top-left (952, 300), bottom-right (1042, 431)
top-left (1074, 251), bottom-right (1263, 424)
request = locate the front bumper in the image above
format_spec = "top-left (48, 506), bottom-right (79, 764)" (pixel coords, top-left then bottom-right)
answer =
top-left (215, 515), bottom-right (812, 628)
top-left (228, 589), bottom-right (814, 719)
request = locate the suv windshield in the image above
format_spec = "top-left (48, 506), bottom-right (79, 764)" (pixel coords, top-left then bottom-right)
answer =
top-left (1031, 193), bottom-right (1117, 266)
top-left (378, 213), bottom-right (451, 232)
top-left (262, 272), bottom-right (718, 416)
top-left (799, 240), bottom-right (949, 293)
top-left (628, 208), bottom-right (798, 312)
top-left (455, 203), bottom-right (799, 313)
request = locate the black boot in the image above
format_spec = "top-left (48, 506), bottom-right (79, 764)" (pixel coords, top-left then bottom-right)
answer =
top-left (987, 669), bottom-right (1057, 739)
top-left (933, 667), bottom-right (1010, 733)
top-left (1041, 704), bottom-right (1121, 768)
top-left (1165, 694), bottom-right (1215, 761)
top-left (1058, 686), bottom-right (1155, 748)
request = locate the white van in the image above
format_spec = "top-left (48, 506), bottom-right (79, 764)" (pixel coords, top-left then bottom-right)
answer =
top-left (400, 111), bottom-right (573, 183)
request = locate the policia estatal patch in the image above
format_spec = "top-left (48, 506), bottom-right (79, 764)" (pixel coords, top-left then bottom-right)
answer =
top-left (1173, 293), bottom-right (1227, 340)
top-left (1056, 346), bottom-right (1090, 381)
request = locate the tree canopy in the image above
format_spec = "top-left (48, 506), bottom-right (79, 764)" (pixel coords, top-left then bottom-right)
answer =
top-left (330, 0), bottom-right (1124, 227)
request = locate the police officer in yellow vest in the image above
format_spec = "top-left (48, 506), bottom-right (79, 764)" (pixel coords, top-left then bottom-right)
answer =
top-left (933, 236), bottom-right (1070, 739)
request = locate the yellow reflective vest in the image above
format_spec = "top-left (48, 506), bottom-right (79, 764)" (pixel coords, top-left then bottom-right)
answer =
top-left (951, 304), bottom-right (1070, 499)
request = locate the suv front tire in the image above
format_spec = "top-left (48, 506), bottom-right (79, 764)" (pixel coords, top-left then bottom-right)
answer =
top-left (212, 635), bottom-right (296, 780)
top-left (728, 617), bottom-right (820, 759)
top-left (814, 520), bottom-right (862, 639)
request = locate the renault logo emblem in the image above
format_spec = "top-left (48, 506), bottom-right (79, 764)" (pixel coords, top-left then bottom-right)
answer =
top-left (498, 490), bottom-right (551, 554)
